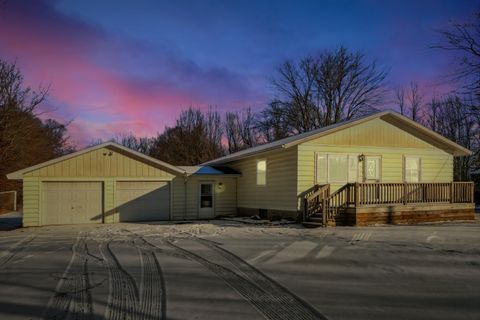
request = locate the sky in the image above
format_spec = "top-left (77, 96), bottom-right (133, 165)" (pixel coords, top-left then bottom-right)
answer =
top-left (0, 0), bottom-right (478, 146)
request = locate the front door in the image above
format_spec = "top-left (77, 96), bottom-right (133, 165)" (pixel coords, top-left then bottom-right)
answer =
top-left (198, 182), bottom-right (215, 219)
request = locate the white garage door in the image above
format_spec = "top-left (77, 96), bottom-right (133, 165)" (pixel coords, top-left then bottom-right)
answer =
top-left (43, 182), bottom-right (103, 225)
top-left (116, 181), bottom-right (170, 222)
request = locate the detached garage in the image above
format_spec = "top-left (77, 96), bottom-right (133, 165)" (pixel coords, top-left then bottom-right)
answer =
top-left (7, 142), bottom-right (184, 226)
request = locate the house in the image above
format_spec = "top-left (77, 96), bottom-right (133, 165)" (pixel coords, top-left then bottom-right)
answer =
top-left (7, 110), bottom-right (475, 227)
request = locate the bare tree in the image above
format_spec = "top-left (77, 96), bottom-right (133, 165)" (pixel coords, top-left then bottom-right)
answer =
top-left (0, 58), bottom-right (73, 194)
top-left (424, 95), bottom-right (478, 180)
top-left (395, 87), bottom-right (406, 115)
top-left (263, 46), bottom-right (387, 139)
top-left (407, 81), bottom-right (423, 122)
top-left (113, 132), bottom-right (153, 154)
top-left (224, 108), bottom-right (259, 153)
top-left (149, 107), bottom-right (224, 165)
top-left (394, 82), bottom-right (424, 122)
top-left (432, 13), bottom-right (480, 99)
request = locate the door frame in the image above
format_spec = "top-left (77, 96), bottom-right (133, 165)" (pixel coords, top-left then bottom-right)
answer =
top-left (198, 180), bottom-right (215, 219)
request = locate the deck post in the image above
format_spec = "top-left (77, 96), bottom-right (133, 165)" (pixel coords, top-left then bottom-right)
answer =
top-left (403, 182), bottom-right (407, 205)
top-left (450, 182), bottom-right (454, 203)
top-left (322, 198), bottom-right (327, 226)
top-left (354, 182), bottom-right (359, 207)
top-left (303, 197), bottom-right (308, 222)
top-left (471, 182), bottom-right (475, 203)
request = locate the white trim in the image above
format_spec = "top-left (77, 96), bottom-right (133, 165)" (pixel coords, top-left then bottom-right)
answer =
top-left (36, 176), bottom-right (174, 182)
top-left (256, 159), bottom-right (267, 186)
top-left (364, 155), bottom-right (382, 182)
top-left (403, 155), bottom-right (422, 183)
top-left (198, 180), bottom-right (215, 219)
top-left (315, 152), bottom-right (360, 184)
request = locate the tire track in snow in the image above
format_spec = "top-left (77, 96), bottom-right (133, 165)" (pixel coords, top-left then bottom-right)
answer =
top-left (165, 238), bottom-right (327, 320)
top-left (0, 234), bottom-right (36, 267)
top-left (44, 232), bottom-right (94, 320)
top-left (196, 237), bottom-right (327, 320)
top-left (99, 241), bottom-right (139, 320)
top-left (123, 230), bottom-right (167, 320)
top-left (137, 248), bottom-right (166, 320)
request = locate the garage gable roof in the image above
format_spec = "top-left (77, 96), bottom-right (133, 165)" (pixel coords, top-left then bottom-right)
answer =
top-left (203, 110), bottom-right (471, 165)
top-left (6, 142), bottom-right (185, 179)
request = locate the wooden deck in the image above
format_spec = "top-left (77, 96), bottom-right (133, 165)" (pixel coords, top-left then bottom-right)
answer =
top-left (303, 182), bottom-right (475, 227)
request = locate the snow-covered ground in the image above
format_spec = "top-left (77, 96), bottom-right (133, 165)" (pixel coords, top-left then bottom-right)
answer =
top-left (0, 220), bottom-right (479, 319)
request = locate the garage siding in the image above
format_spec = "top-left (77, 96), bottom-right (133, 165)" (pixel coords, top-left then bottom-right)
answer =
top-left (24, 147), bottom-right (176, 179)
top-left (23, 177), bottom-right (40, 227)
top-left (20, 147), bottom-right (177, 226)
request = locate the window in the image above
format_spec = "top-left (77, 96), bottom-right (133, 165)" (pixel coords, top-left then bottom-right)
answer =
top-left (348, 156), bottom-right (358, 183)
top-left (316, 153), bottom-right (358, 184)
top-left (404, 157), bottom-right (421, 182)
top-left (200, 183), bottom-right (213, 208)
top-left (316, 154), bottom-right (327, 183)
top-left (328, 155), bottom-right (348, 182)
top-left (256, 159), bottom-right (266, 186)
top-left (365, 156), bottom-right (381, 181)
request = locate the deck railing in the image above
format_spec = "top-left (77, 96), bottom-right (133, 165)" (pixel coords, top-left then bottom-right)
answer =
top-left (355, 181), bottom-right (474, 205)
top-left (303, 181), bottom-right (474, 223)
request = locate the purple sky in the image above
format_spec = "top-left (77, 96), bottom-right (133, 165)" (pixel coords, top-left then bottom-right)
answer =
top-left (0, 0), bottom-right (477, 146)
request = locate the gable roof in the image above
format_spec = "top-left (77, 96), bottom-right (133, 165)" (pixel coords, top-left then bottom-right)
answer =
top-left (203, 110), bottom-right (471, 165)
top-left (7, 142), bottom-right (186, 180)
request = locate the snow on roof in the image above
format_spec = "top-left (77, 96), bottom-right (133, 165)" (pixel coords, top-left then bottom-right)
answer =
top-left (177, 166), bottom-right (240, 176)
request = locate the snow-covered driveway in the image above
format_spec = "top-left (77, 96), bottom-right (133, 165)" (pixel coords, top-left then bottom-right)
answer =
top-left (0, 220), bottom-right (479, 320)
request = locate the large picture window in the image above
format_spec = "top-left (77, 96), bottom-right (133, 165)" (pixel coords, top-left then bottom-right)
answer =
top-left (256, 159), bottom-right (267, 186)
top-left (404, 157), bottom-right (421, 182)
top-left (328, 155), bottom-right (348, 182)
top-left (316, 154), bottom-right (358, 184)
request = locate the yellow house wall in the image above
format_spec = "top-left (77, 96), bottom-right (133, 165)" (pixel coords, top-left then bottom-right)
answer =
top-left (228, 147), bottom-right (298, 213)
top-left (297, 118), bottom-right (454, 208)
top-left (171, 176), bottom-right (237, 220)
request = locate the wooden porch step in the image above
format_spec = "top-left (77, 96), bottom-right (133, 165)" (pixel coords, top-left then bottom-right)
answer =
top-left (302, 221), bottom-right (323, 228)
top-left (308, 217), bottom-right (323, 223)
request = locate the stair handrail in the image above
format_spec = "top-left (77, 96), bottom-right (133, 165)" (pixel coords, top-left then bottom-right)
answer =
top-left (323, 183), bottom-right (355, 224)
top-left (303, 184), bottom-right (330, 222)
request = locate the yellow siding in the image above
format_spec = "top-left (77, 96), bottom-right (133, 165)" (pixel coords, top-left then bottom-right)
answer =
top-left (297, 118), bottom-right (454, 209)
top-left (22, 177), bottom-right (40, 227)
top-left (228, 147), bottom-right (298, 212)
top-left (316, 118), bottom-right (434, 148)
top-left (104, 179), bottom-right (116, 223)
top-left (21, 147), bottom-right (178, 226)
top-left (171, 176), bottom-right (237, 220)
top-left (171, 177), bottom-right (186, 220)
top-left (24, 147), bottom-right (175, 179)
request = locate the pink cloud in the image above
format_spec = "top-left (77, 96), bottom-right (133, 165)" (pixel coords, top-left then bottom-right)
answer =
top-left (0, 0), bottom-right (267, 147)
